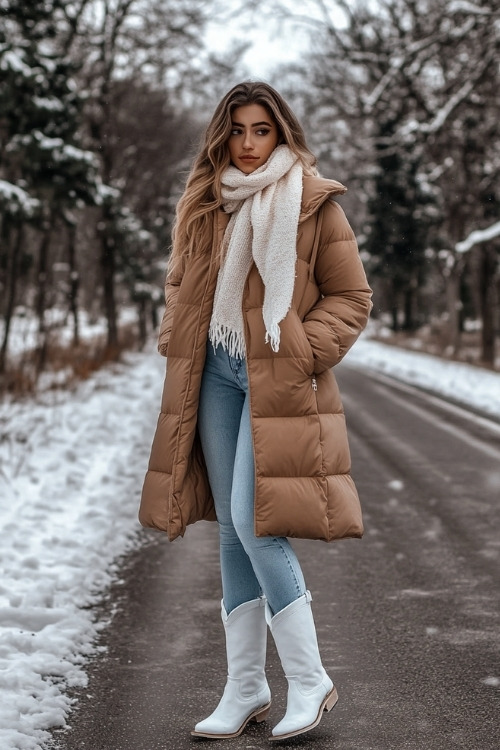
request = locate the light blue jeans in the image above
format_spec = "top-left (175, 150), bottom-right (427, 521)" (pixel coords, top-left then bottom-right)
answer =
top-left (197, 342), bottom-right (306, 616)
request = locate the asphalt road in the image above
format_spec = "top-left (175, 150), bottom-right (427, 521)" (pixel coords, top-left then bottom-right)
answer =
top-left (51, 364), bottom-right (500, 750)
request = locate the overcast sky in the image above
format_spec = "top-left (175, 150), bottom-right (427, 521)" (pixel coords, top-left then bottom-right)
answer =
top-left (204, 20), bottom-right (308, 78)
top-left (203, 1), bottom-right (338, 79)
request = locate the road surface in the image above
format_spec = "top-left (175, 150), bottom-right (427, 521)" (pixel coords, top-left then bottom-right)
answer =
top-left (50, 363), bottom-right (500, 750)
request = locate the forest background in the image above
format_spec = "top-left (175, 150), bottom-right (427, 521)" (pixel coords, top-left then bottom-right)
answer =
top-left (1, 0), bottom-right (499, 395)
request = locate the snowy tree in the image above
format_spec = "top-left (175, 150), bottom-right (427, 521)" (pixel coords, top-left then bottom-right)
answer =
top-left (0, 0), bottom-right (100, 372)
top-left (274, 0), bottom-right (499, 359)
top-left (0, 182), bottom-right (40, 372)
top-left (0, 0), bottom-right (237, 386)
top-left (411, 0), bottom-right (500, 361)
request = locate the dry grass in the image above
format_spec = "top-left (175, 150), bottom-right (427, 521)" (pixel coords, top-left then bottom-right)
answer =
top-left (0, 323), bottom-right (140, 398)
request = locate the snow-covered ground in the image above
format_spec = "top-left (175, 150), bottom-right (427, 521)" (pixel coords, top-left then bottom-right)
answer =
top-left (0, 347), bottom-right (165, 750)
top-left (346, 338), bottom-right (500, 420)
top-left (0, 336), bottom-right (499, 749)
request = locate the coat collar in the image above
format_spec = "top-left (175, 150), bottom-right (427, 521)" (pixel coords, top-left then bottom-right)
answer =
top-left (216, 173), bottom-right (347, 231)
top-left (299, 174), bottom-right (347, 224)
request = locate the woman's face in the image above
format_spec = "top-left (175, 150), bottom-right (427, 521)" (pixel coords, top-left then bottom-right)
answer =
top-left (228, 103), bottom-right (280, 174)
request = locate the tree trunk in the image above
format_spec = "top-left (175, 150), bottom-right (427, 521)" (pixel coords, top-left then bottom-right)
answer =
top-left (479, 244), bottom-right (497, 366)
top-left (0, 222), bottom-right (23, 374)
top-left (151, 300), bottom-right (159, 330)
top-left (35, 212), bottom-right (54, 373)
top-left (389, 281), bottom-right (399, 331)
top-left (402, 286), bottom-right (415, 331)
top-left (137, 297), bottom-right (147, 350)
top-left (65, 219), bottom-right (80, 346)
top-left (444, 259), bottom-right (463, 356)
top-left (100, 213), bottom-right (118, 349)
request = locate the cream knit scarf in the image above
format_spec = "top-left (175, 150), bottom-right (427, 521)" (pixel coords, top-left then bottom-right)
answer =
top-left (209, 145), bottom-right (303, 359)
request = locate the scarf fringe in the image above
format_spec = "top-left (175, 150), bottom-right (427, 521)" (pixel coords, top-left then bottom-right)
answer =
top-left (265, 323), bottom-right (281, 353)
top-left (209, 321), bottom-right (246, 359)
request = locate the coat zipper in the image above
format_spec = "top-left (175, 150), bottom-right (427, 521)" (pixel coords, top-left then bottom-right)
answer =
top-left (311, 377), bottom-right (318, 391)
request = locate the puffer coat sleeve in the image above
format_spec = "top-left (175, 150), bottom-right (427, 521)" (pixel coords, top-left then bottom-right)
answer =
top-left (302, 199), bottom-right (372, 374)
top-left (157, 253), bottom-right (185, 357)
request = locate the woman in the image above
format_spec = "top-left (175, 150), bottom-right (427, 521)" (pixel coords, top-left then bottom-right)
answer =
top-left (139, 81), bottom-right (372, 741)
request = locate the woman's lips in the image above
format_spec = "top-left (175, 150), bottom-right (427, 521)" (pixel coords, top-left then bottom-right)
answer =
top-left (239, 155), bottom-right (259, 161)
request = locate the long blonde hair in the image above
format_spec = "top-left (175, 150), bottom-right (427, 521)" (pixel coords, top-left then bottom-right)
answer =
top-left (169, 81), bottom-right (317, 267)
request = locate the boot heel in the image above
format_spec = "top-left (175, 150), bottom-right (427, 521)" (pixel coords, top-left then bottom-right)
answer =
top-left (324, 686), bottom-right (339, 712)
top-left (254, 704), bottom-right (271, 723)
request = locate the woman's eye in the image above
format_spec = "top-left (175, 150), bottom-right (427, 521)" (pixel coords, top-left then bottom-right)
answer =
top-left (230, 128), bottom-right (242, 135)
top-left (256, 129), bottom-right (270, 136)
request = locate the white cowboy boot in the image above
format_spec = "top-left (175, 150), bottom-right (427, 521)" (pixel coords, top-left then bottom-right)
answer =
top-left (266, 591), bottom-right (338, 741)
top-left (191, 596), bottom-right (271, 738)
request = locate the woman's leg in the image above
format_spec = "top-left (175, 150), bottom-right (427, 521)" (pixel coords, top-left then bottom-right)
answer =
top-left (199, 342), bottom-right (306, 614)
top-left (198, 344), bottom-right (261, 613)
top-left (198, 346), bottom-right (331, 741)
top-left (231, 392), bottom-right (307, 616)
top-left (195, 345), bottom-right (271, 738)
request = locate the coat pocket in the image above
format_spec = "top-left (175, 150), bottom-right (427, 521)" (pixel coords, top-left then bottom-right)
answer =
top-left (289, 309), bottom-right (315, 375)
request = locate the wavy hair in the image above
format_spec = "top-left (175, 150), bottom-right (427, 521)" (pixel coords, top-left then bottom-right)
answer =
top-left (169, 81), bottom-right (317, 268)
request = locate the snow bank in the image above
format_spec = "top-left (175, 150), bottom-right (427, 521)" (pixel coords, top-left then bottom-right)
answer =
top-left (0, 348), bottom-right (164, 749)
top-left (345, 337), bottom-right (500, 419)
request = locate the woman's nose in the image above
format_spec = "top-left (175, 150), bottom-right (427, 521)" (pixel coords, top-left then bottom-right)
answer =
top-left (242, 132), bottom-right (254, 149)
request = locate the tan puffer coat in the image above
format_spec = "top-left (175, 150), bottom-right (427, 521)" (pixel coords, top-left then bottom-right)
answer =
top-left (139, 175), bottom-right (372, 542)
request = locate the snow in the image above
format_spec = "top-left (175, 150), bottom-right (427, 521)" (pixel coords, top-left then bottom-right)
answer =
top-left (0, 50), bottom-right (32, 76)
top-left (31, 97), bottom-right (65, 112)
top-left (422, 78), bottom-right (475, 134)
top-left (482, 676), bottom-right (500, 687)
top-left (0, 180), bottom-right (40, 219)
top-left (455, 220), bottom-right (500, 254)
top-left (388, 479), bottom-right (404, 492)
top-left (0, 348), bottom-right (165, 750)
top-left (8, 132), bottom-right (97, 169)
top-left (54, 144), bottom-right (96, 167)
top-left (0, 334), bottom-right (499, 749)
top-left (448, 0), bottom-right (495, 15)
top-left (345, 337), bottom-right (500, 420)
top-left (94, 182), bottom-right (120, 206)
